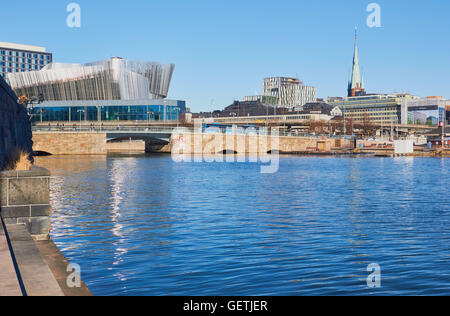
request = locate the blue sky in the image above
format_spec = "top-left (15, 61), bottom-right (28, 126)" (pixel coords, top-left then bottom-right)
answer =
top-left (1, 0), bottom-right (449, 111)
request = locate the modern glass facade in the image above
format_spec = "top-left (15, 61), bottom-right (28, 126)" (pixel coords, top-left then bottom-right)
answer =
top-left (7, 58), bottom-right (174, 101)
top-left (29, 101), bottom-right (186, 123)
top-left (0, 42), bottom-right (52, 79)
top-left (401, 97), bottom-right (450, 125)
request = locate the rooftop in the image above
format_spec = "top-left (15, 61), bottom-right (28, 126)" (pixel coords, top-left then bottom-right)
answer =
top-left (0, 41), bottom-right (47, 53)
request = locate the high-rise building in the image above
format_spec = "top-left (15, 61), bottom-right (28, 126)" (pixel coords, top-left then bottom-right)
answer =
top-left (263, 77), bottom-right (317, 110)
top-left (347, 30), bottom-right (365, 97)
top-left (0, 42), bottom-right (52, 79)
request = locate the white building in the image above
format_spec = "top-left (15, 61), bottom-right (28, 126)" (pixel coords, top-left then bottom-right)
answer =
top-left (330, 106), bottom-right (343, 117)
top-left (263, 77), bottom-right (317, 110)
top-left (0, 42), bottom-right (52, 79)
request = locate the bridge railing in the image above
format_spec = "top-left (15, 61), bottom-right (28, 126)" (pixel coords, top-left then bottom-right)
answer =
top-left (32, 125), bottom-right (355, 140)
top-left (32, 125), bottom-right (179, 133)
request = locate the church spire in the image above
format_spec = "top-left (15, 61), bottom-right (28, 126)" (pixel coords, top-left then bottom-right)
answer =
top-left (348, 27), bottom-right (366, 97)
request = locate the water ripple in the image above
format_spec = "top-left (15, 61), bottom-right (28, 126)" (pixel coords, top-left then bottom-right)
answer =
top-left (35, 155), bottom-right (450, 296)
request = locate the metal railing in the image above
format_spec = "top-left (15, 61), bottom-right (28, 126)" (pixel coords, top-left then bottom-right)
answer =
top-left (32, 125), bottom-right (354, 140)
top-left (32, 125), bottom-right (179, 133)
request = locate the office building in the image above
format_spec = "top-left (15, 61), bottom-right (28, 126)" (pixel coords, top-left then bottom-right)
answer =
top-left (6, 57), bottom-right (185, 123)
top-left (0, 42), bottom-right (52, 79)
top-left (263, 77), bottom-right (317, 110)
top-left (401, 96), bottom-right (449, 125)
top-left (328, 93), bottom-right (419, 125)
top-left (242, 95), bottom-right (278, 106)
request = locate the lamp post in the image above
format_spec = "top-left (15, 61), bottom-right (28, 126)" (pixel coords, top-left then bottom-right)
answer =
top-left (343, 103), bottom-right (346, 137)
top-left (77, 109), bottom-right (85, 131)
top-left (441, 108), bottom-right (446, 150)
top-left (163, 100), bottom-right (167, 126)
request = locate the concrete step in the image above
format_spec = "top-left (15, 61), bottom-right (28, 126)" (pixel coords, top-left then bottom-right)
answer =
top-left (0, 221), bottom-right (22, 296)
top-left (6, 224), bottom-right (64, 296)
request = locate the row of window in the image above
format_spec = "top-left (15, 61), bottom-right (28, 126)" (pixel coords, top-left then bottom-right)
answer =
top-left (344, 108), bottom-right (397, 113)
top-left (30, 105), bottom-right (183, 122)
top-left (0, 49), bottom-right (51, 60)
top-left (0, 56), bottom-right (51, 64)
top-left (0, 60), bottom-right (50, 68)
top-left (0, 64), bottom-right (44, 74)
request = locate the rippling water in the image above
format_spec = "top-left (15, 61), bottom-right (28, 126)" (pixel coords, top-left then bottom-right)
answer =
top-left (34, 155), bottom-right (450, 296)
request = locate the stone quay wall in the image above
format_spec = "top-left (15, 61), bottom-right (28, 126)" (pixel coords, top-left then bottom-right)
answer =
top-left (0, 167), bottom-right (52, 240)
top-left (170, 133), bottom-right (351, 155)
top-left (33, 132), bottom-right (107, 155)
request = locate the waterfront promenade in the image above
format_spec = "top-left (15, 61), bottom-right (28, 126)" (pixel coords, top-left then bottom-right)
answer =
top-left (0, 219), bottom-right (91, 296)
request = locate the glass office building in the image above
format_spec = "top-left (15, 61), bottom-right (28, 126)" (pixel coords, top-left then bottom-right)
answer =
top-left (29, 100), bottom-right (186, 123)
top-left (7, 57), bottom-right (186, 123)
top-left (7, 57), bottom-right (174, 101)
top-left (0, 42), bottom-right (52, 79)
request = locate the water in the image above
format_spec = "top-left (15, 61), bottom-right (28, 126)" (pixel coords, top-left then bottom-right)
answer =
top-left (35, 154), bottom-right (450, 296)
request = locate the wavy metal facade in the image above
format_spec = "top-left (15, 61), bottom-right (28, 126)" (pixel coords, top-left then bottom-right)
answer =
top-left (7, 58), bottom-right (175, 101)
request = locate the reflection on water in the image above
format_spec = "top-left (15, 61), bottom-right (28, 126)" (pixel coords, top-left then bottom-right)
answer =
top-left (35, 155), bottom-right (450, 296)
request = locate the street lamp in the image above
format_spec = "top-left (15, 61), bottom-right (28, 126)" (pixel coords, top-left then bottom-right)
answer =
top-left (441, 107), bottom-right (446, 150)
top-left (163, 100), bottom-right (167, 125)
top-left (77, 109), bottom-right (85, 130)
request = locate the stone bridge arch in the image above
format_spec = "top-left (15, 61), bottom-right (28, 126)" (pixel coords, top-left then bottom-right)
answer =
top-left (107, 135), bottom-right (170, 153)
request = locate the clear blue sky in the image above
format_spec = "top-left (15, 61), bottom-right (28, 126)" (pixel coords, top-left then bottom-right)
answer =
top-left (1, 0), bottom-right (449, 111)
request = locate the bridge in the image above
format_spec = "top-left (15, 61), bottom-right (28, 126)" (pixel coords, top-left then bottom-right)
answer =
top-left (31, 124), bottom-right (362, 156)
top-left (32, 125), bottom-right (175, 141)
top-left (31, 121), bottom-right (438, 156)
top-left (32, 125), bottom-right (182, 155)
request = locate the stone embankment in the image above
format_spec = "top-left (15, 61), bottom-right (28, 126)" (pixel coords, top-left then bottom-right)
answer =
top-left (1, 77), bottom-right (91, 296)
top-left (0, 77), bottom-right (33, 169)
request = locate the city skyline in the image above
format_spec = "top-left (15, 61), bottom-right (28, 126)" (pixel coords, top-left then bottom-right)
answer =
top-left (1, 0), bottom-right (449, 111)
